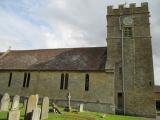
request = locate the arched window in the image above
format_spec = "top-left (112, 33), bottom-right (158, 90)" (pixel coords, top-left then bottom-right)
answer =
top-left (60, 73), bottom-right (69, 90)
top-left (8, 72), bottom-right (12, 87)
top-left (60, 73), bottom-right (64, 89)
top-left (23, 72), bottom-right (27, 88)
top-left (64, 73), bottom-right (69, 90)
top-left (85, 74), bottom-right (89, 91)
top-left (26, 73), bottom-right (30, 88)
top-left (23, 72), bottom-right (31, 88)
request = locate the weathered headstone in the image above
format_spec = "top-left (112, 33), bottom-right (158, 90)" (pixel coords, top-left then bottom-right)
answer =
top-left (79, 104), bottom-right (84, 112)
top-left (0, 93), bottom-right (10, 111)
top-left (35, 94), bottom-right (39, 105)
top-left (31, 108), bottom-right (41, 120)
top-left (64, 92), bottom-right (71, 112)
top-left (8, 110), bottom-right (20, 120)
top-left (11, 95), bottom-right (20, 110)
top-left (25, 95), bottom-right (37, 120)
top-left (41, 97), bottom-right (49, 120)
top-left (24, 99), bottom-right (27, 108)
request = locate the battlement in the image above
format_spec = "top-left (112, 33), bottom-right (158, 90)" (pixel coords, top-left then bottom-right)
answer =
top-left (107, 2), bottom-right (149, 15)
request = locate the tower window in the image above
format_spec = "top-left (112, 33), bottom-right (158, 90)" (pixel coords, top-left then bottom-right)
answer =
top-left (85, 74), bottom-right (90, 91)
top-left (119, 67), bottom-right (122, 74)
top-left (149, 81), bottom-right (152, 86)
top-left (123, 27), bottom-right (133, 37)
top-left (8, 72), bottom-right (12, 87)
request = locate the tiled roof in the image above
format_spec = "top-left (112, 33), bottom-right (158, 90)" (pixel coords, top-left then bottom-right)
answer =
top-left (0, 47), bottom-right (107, 71)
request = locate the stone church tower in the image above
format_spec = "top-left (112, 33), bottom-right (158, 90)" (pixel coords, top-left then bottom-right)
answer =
top-left (106, 2), bottom-right (156, 117)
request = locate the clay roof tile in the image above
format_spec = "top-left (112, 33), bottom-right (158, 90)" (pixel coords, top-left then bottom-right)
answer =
top-left (0, 47), bottom-right (107, 71)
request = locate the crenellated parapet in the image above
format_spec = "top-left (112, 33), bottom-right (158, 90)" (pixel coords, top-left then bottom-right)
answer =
top-left (107, 2), bottom-right (149, 16)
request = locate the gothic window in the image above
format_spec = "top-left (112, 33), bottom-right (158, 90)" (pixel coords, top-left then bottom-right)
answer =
top-left (85, 74), bottom-right (90, 91)
top-left (23, 72), bottom-right (31, 88)
top-left (123, 27), bottom-right (133, 37)
top-left (60, 73), bottom-right (64, 89)
top-left (64, 73), bottom-right (69, 90)
top-left (26, 73), bottom-right (30, 88)
top-left (23, 72), bottom-right (27, 88)
top-left (60, 73), bottom-right (69, 90)
top-left (8, 72), bottom-right (12, 87)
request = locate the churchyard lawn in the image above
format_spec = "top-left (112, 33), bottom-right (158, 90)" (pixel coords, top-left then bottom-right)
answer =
top-left (0, 105), bottom-right (146, 120)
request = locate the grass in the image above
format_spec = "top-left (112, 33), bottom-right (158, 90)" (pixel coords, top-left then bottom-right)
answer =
top-left (0, 104), bottom-right (146, 120)
top-left (48, 112), bottom-right (145, 120)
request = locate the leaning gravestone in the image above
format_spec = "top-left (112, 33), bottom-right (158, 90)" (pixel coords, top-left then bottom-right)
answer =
top-left (51, 103), bottom-right (61, 114)
top-left (0, 93), bottom-right (10, 111)
top-left (11, 95), bottom-right (20, 110)
top-left (25, 95), bottom-right (37, 120)
top-left (31, 108), bottom-right (41, 120)
top-left (41, 97), bottom-right (49, 119)
top-left (8, 109), bottom-right (20, 120)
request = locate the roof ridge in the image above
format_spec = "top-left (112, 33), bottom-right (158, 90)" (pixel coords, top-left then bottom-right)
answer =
top-left (10, 46), bottom-right (107, 52)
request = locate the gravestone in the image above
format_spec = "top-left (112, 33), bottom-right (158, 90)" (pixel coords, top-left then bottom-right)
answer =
top-left (52, 103), bottom-right (56, 113)
top-left (51, 103), bottom-right (61, 114)
top-left (24, 99), bottom-right (27, 108)
top-left (79, 104), bottom-right (84, 112)
top-left (8, 110), bottom-right (20, 120)
top-left (25, 95), bottom-right (37, 120)
top-left (64, 92), bottom-right (71, 112)
top-left (35, 94), bottom-right (39, 105)
top-left (0, 93), bottom-right (10, 111)
top-left (41, 97), bottom-right (49, 120)
top-left (31, 108), bottom-right (41, 120)
top-left (11, 95), bottom-right (20, 110)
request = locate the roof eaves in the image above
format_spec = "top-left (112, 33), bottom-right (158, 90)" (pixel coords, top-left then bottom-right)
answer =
top-left (0, 69), bottom-right (106, 72)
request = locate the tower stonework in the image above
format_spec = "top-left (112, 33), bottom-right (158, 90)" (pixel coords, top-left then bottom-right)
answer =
top-left (106, 2), bottom-right (156, 117)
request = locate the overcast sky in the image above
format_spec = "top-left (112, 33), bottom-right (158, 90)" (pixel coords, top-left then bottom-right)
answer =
top-left (0, 0), bottom-right (159, 84)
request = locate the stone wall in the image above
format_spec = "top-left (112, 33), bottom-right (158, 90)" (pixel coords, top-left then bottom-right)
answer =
top-left (0, 71), bottom-right (115, 113)
top-left (155, 93), bottom-right (160, 100)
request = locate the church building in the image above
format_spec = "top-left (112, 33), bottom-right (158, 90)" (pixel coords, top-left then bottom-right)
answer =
top-left (0, 2), bottom-right (156, 117)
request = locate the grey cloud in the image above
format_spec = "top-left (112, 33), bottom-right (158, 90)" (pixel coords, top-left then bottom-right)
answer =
top-left (0, 0), bottom-right (159, 84)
